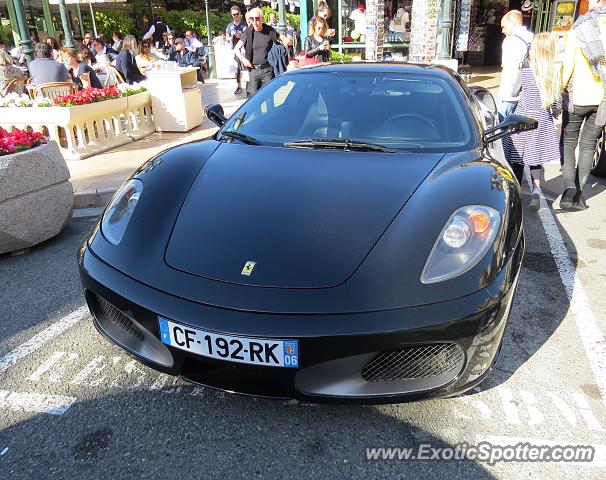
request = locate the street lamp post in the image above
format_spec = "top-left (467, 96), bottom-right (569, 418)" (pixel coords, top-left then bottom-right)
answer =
top-left (58, 0), bottom-right (74, 48)
top-left (12, 0), bottom-right (33, 64)
top-left (436, 0), bottom-right (453, 60)
top-left (277, 0), bottom-right (287, 37)
top-left (204, 0), bottom-right (216, 79)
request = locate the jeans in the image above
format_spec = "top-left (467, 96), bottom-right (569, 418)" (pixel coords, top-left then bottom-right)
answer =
top-left (497, 100), bottom-right (517, 121)
top-left (248, 64), bottom-right (274, 96)
top-left (561, 105), bottom-right (603, 193)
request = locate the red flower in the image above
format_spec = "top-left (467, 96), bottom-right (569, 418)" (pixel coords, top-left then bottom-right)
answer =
top-left (0, 127), bottom-right (47, 156)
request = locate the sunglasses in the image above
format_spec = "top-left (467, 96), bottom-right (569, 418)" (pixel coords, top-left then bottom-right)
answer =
top-left (232, 12), bottom-right (240, 16)
top-left (251, 16), bottom-right (262, 20)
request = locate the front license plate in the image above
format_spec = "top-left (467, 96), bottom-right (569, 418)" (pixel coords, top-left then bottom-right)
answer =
top-left (158, 317), bottom-right (299, 368)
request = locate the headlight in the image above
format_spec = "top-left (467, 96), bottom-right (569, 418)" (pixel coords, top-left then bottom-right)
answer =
top-left (421, 205), bottom-right (500, 284)
top-left (101, 179), bottom-right (143, 245)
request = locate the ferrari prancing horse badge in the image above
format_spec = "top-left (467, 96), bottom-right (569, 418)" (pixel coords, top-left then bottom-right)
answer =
top-left (241, 261), bottom-right (256, 276)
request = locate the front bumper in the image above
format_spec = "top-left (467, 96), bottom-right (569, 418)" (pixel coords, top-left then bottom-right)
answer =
top-left (78, 236), bottom-right (523, 403)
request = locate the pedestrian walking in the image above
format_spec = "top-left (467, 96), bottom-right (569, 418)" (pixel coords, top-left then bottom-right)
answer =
top-left (504, 32), bottom-right (561, 210)
top-left (497, 10), bottom-right (534, 119)
top-left (226, 5), bottom-right (247, 95)
top-left (304, 16), bottom-right (331, 63)
top-left (559, 0), bottom-right (606, 211)
top-left (234, 7), bottom-right (289, 96)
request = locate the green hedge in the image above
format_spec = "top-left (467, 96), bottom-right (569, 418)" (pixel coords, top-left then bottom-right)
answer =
top-left (162, 10), bottom-right (233, 38)
top-left (330, 50), bottom-right (352, 62)
top-left (261, 6), bottom-right (300, 29)
top-left (94, 11), bottom-right (136, 39)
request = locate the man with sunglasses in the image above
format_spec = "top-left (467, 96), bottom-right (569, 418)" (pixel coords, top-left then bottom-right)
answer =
top-left (234, 7), bottom-right (290, 96)
top-left (161, 33), bottom-right (175, 57)
top-left (83, 32), bottom-right (97, 64)
top-left (226, 6), bottom-right (247, 94)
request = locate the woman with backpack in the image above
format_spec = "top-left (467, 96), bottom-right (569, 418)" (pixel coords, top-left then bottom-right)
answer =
top-left (504, 32), bottom-right (562, 211)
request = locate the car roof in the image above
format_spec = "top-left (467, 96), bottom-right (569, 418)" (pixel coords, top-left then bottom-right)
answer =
top-left (286, 62), bottom-right (458, 80)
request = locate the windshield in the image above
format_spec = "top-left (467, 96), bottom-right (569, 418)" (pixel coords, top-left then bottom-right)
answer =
top-left (220, 71), bottom-right (477, 152)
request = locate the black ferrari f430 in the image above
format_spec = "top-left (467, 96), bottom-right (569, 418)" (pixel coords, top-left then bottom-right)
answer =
top-left (78, 63), bottom-right (536, 403)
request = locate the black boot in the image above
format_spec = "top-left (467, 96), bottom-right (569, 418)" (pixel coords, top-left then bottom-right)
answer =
top-left (572, 191), bottom-right (588, 210)
top-left (559, 188), bottom-right (575, 210)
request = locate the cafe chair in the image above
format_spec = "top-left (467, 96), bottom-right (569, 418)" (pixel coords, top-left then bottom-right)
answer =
top-left (33, 81), bottom-right (77, 101)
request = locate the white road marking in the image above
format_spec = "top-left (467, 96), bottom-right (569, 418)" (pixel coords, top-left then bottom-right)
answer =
top-left (0, 306), bottom-right (89, 374)
top-left (28, 351), bottom-right (67, 381)
top-left (479, 435), bottom-right (606, 468)
top-left (0, 447), bottom-right (8, 456)
top-left (0, 390), bottom-right (76, 415)
top-left (528, 171), bottom-right (606, 410)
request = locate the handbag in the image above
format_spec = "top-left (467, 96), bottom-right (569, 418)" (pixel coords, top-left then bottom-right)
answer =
top-left (296, 52), bottom-right (321, 66)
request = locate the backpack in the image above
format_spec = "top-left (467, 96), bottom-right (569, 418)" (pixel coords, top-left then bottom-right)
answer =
top-left (512, 34), bottom-right (531, 68)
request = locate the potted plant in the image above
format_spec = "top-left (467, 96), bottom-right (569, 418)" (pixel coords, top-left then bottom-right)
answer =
top-left (0, 127), bottom-right (74, 255)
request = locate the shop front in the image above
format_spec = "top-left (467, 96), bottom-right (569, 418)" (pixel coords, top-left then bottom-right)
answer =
top-left (452, 0), bottom-right (587, 68)
top-left (304, 0), bottom-right (411, 61)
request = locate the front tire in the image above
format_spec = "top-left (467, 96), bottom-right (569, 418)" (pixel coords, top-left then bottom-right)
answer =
top-left (592, 128), bottom-right (606, 177)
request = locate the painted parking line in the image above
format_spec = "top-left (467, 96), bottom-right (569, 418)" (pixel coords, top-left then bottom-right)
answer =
top-left (0, 306), bottom-right (89, 374)
top-left (0, 390), bottom-right (76, 415)
top-left (527, 171), bottom-right (606, 410)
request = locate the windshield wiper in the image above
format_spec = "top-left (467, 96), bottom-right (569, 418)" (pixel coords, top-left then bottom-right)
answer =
top-left (220, 130), bottom-right (260, 145)
top-left (284, 138), bottom-right (396, 153)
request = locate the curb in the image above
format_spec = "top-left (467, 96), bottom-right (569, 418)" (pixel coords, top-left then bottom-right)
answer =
top-left (74, 187), bottom-right (117, 209)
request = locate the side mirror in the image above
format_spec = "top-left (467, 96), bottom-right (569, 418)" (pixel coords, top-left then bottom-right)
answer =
top-left (470, 86), bottom-right (497, 115)
top-left (483, 114), bottom-right (538, 144)
top-left (205, 104), bottom-right (227, 127)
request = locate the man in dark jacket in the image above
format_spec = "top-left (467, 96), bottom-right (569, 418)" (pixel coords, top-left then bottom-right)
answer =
top-left (168, 38), bottom-right (205, 83)
top-left (29, 43), bottom-right (69, 85)
top-left (93, 37), bottom-right (118, 63)
top-left (234, 7), bottom-right (290, 95)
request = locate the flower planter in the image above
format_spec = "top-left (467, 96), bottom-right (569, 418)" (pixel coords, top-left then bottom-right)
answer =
top-left (0, 141), bottom-right (74, 254)
top-left (125, 91), bottom-right (155, 140)
top-left (0, 93), bottom-right (154, 161)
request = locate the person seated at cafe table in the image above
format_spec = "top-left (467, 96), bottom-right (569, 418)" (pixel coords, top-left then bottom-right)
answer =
top-left (79, 46), bottom-right (93, 66)
top-left (168, 37), bottom-right (205, 83)
top-left (159, 33), bottom-right (176, 58)
top-left (60, 48), bottom-right (102, 90)
top-left (29, 42), bottom-right (68, 85)
top-left (135, 39), bottom-right (162, 77)
top-left (93, 37), bottom-right (118, 63)
top-left (0, 49), bottom-right (25, 93)
top-left (115, 34), bottom-right (147, 84)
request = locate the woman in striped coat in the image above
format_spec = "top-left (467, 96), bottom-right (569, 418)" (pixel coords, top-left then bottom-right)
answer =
top-left (504, 32), bottom-right (562, 210)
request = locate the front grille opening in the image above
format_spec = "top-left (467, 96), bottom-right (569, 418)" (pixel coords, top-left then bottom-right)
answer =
top-left (87, 291), bottom-right (174, 368)
top-left (361, 343), bottom-right (464, 382)
top-left (95, 294), bottom-right (144, 341)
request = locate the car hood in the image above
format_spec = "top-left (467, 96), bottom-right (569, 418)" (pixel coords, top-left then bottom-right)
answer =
top-left (165, 144), bottom-right (443, 288)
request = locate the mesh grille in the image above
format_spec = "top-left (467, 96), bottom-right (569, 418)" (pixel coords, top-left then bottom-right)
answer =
top-left (94, 294), bottom-right (144, 342)
top-left (361, 343), bottom-right (464, 382)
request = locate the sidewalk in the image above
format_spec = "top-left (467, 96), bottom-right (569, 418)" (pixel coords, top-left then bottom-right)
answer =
top-left (70, 67), bottom-right (501, 209)
top-left (70, 77), bottom-right (246, 208)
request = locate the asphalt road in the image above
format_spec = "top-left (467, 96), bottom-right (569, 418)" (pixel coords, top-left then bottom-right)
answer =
top-left (1, 164), bottom-right (605, 479)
